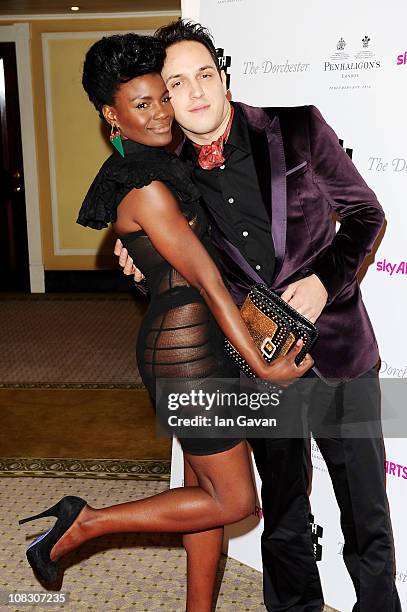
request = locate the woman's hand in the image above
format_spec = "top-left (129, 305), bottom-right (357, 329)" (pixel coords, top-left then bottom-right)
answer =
top-left (257, 340), bottom-right (314, 385)
top-left (114, 239), bottom-right (144, 280)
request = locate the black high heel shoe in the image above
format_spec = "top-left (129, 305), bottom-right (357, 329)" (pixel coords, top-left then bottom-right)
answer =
top-left (18, 495), bottom-right (87, 582)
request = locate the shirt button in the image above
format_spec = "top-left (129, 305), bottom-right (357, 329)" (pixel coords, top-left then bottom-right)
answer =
top-left (219, 164), bottom-right (225, 170)
top-left (228, 197), bottom-right (234, 204)
top-left (255, 264), bottom-right (261, 270)
top-left (242, 230), bottom-right (249, 237)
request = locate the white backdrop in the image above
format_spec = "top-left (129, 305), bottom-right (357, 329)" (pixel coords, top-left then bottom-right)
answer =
top-left (172, 1), bottom-right (407, 609)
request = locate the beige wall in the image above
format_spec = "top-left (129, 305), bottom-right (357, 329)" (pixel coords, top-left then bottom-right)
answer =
top-left (0, 14), bottom-right (179, 270)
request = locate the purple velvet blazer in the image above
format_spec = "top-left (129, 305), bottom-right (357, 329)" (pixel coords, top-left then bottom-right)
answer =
top-left (198, 102), bottom-right (384, 381)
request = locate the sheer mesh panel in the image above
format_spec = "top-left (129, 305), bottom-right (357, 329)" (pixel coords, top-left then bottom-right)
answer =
top-left (140, 302), bottom-right (217, 383)
top-left (121, 204), bottom-right (238, 402)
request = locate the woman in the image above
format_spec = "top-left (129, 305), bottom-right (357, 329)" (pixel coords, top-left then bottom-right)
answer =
top-left (19, 34), bottom-right (313, 610)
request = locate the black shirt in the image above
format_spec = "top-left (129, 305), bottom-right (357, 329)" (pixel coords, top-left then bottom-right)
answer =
top-left (182, 103), bottom-right (276, 285)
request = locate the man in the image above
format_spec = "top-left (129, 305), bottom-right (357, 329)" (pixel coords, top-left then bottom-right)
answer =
top-left (115, 20), bottom-right (400, 612)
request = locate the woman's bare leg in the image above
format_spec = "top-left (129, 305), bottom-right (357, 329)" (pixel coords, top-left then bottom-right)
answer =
top-left (183, 454), bottom-right (223, 612)
top-left (49, 441), bottom-right (255, 564)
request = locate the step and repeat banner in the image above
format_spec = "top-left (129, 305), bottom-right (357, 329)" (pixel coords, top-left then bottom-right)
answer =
top-left (171, 1), bottom-right (407, 609)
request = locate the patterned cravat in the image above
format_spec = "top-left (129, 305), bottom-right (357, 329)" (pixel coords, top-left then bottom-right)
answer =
top-left (193, 106), bottom-right (235, 170)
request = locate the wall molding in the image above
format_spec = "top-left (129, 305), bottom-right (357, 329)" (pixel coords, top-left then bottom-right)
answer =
top-left (0, 457), bottom-right (170, 480)
top-left (0, 11), bottom-right (180, 21)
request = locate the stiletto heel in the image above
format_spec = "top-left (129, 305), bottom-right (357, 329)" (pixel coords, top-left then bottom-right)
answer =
top-left (18, 495), bottom-right (87, 583)
top-left (18, 501), bottom-right (62, 525)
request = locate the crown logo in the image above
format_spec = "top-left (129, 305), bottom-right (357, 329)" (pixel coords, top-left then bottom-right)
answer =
top-left (337, 37), bottom-right (346, 51)
top-left (362, 35), bottom-right (370, 48)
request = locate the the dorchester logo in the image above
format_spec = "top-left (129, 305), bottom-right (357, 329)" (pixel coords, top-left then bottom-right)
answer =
top-left (379, 361), bottom-right (407, 378)
top-left (368, 156), bottom-right (407, 173)
top-left (242, 59), bottom-right (310, 77)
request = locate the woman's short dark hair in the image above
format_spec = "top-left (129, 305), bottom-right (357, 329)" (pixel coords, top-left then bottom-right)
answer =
top-left (82, 33), bottom-right (165, 118)
top-left (155, 20), bottom-right (221, 74)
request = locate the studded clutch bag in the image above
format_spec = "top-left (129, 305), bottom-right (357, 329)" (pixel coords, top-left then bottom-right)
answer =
top-left (224, 283), bottom-right (319, 378)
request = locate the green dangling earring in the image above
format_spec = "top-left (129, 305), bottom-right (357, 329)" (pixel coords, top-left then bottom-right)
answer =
top-left (110, 122), bottom-right (124, 157)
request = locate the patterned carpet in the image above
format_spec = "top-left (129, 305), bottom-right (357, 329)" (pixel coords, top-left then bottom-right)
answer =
top-left (0, 295), bottom-right (145, 388)
top-left (3, 476), bottom-right (266, 611)
top-left (0, 294), bottom-right (339, 611)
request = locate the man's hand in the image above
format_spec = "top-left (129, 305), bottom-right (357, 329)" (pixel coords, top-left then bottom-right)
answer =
top-left (114, 239), bottom-right (144, 282)
top-left (280, 274), bottom-right (328, 323)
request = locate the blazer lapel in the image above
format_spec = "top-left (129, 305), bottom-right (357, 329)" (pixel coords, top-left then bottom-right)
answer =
top-left (246, 122), bottom-right (272, 221)
top-left (238, 102), bottom-right (287, 280)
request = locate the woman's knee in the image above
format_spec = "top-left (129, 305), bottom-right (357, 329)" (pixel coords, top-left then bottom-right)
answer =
top-left (187, 443), bottom-right (256, 523)
top-left (238, 487), bottom-right (257, 520)
top-left (221, 486), bottom-right (256, 523)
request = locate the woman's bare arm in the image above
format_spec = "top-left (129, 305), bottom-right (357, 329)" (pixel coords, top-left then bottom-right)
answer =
top-left (114, 181), bottom-right (313, 381)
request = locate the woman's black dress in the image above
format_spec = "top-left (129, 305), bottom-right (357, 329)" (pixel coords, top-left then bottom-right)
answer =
top-left (77, 139), bottom-right (240, 455)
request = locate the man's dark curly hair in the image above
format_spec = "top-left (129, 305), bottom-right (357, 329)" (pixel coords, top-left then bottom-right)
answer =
top-left (155, 20), bottom-right (221, 75)
top-left (82, 33), bottom-right (165, 119)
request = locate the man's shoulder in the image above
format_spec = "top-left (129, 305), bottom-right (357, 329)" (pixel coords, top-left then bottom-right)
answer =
top-left (236, 102), bottom-right (321, 135)
top-left (234, 101), bottom-right (318, 126)
top-left (234, 103), bottom-right (320, 157)
top-left (263, 104), bottom-right (313, 116)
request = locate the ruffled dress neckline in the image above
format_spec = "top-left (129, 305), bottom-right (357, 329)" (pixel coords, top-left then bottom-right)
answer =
top-left (77, 139), bottom-right (201, 231)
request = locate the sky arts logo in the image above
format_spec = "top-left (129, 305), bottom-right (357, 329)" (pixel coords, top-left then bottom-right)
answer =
top-left (396, 51), bottom-right (407, 65)
top-left (385, 460), bottom-right (407, 480)
top-left (253, 505), bottom-right (263, 519)
top-left (376, 259), bottom-right (407, 276)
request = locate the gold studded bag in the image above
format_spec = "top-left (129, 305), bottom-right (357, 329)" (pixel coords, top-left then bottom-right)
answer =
top-left (224, 283), bottom-right (319, 378)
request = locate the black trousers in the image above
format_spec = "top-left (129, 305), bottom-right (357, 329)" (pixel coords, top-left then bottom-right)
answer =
top-left (249, 368), bottom-right (401, 612)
